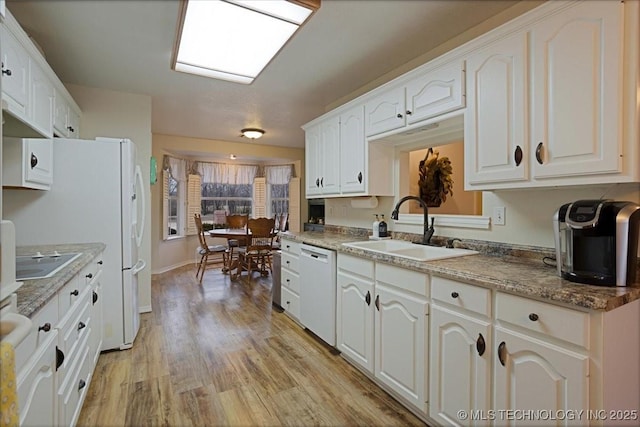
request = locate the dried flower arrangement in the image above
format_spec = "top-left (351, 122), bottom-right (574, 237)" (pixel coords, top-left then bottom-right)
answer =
top-left (418, 147), bottom-right (454, 207)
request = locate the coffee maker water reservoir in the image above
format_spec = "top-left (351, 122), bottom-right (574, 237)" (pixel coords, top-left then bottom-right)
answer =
top-left (553, 200), bottom-right (640, 286)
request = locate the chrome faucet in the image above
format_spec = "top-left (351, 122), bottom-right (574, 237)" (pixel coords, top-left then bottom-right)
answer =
top-left (390, 196), bottom-right (435, 245)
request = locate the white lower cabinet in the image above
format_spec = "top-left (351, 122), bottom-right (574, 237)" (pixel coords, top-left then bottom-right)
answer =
top-left (493, 326), bottom-right (588, 425)
top-left (429, 305), bottom-right (491, 426)
top-left (374, 282), bottom-right (428, 411)
top-left (336, 254), bottom-right (429, 416)
top-left (15, 251), bottom-right (104, 427)
top-left (280, 237), bottom-right (301, 321)
top-left (17, 328), bottom-right (58, 427)
top-left (337, 254), bottom-right (375, 373)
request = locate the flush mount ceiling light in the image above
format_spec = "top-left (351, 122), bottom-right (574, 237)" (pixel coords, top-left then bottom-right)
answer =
top-left (172, 0), bottom-right (321, 84)
top-left (240, 128), bottom-right (265, 139)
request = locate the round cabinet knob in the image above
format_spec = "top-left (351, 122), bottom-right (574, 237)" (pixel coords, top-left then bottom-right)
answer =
top-left (70, 289), bottom-right (79, 296)
top-left (2, 68), bottom-right (12, 76)
top-left (396, 113), bottom-right (403, 119)
top-left (86, 273), bottom-right (93, 279)
top-left (78, 379), bottom-right (86, 390)
top-left (451, 292), bottom-right (459, 299)
top-left (39, 323), bottom-right (51, 332)
top-left (78, 321), bottom-right (86, 331)
top-left (97, 260), bottom-right (103, 265)
top-left (528, 313), bottom-right (539, 322)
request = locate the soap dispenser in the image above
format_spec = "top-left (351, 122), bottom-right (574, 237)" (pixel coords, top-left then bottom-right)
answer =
top-left (378, 214), bottom-right (388, 238)
top-left (372, 214), bottom-right (380, 238)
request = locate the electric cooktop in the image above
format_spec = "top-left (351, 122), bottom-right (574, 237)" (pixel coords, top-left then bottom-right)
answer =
top-left (16, 252), bottom-right (82, 281)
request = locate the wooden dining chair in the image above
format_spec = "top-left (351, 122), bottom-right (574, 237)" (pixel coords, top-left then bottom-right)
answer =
top-left (235, 217), bottom-right (276, 283)
top-left (272, 212), bottom-right (289, 249)
top-left (194, 213), bottom-right (228, 282)
top-left (225, 214), bottom-right (249, 276)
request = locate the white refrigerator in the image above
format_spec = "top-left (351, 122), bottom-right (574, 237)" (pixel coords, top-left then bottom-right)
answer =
top-left (4, 137), bottom-right (146, 350)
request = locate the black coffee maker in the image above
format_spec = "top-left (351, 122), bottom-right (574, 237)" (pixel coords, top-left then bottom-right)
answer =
top-left (553, 199), bottom-right (640, 286)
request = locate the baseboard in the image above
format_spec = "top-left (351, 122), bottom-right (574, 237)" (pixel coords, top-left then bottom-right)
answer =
top-left (139, 305), bottom-right (152, 313)
top-left (151, 260), bottom-right (194, 275)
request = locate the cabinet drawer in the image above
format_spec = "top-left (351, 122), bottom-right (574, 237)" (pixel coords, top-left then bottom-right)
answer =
top-left (80, 258), bottom-right (102, 287)
top-left (375, 263), bottom-right (429, 297)
top-left (431, 276), bottom-right (490, 318)
top-left (496, 292), bottom-right (589, 348)
top-left (281, 252), bottom-right (299, 273)
top-left (281, 287), bottom-right (300, 320)
top-left (337, 253), bottom-right (374, 279)
top-left (15, 296), bottom-right (59, 375)
top-left (58, 276), bottom-right (83, 318)
top-left (281, 268), bottom-right (300, 294)
top-left (58, 341), bottom-right (90, 427)
top-left (57, 292), bottom-right (91, 383)
top-left (280, 238), bottom-right (301, 256)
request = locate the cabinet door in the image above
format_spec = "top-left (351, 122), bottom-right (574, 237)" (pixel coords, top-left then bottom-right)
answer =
top-left (340, 105), bottom-right (366, 194)
top-left (17, 331), bottom-right (58, 427)
top-left (29, 60), bottom-right (54, 138)
top-left (336, 270), bottom-right (374, 373)
top-left (374, 283), bottom-right (428, 412)
top-left (531, 1), bottom-right (622, 179)
top-left (53, 88), bottom-right (68, 136)
top-left (305, 124), bottom-right (322, 197)
top-left (1, 25), bottom-right (29, 117)
top-left (318, 116), bottom-right (341, 195)
top-left (493, 327), bottom-right (588, 424)
top-left (365, 86), bottom-right (405, 136)
top-left (66, 107), bottom-right (80, 138)
top-left (24, 138), bottom-right (53, 186)
top-left (465, 31), bottom-right (528, 188)
top-left (429, 305), bottom-right (491, 426)
top-left (406, 60), bottom-right (465, 125)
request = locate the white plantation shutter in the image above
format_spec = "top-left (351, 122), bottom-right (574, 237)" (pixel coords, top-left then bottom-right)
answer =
top-left (186, 174), bottom-right (201, 235)
top-left (253, 177), bottom-right (266, 218)
top-left (162, 170), bottom-right (170, 240)
top-left (288, 177), bottom-right (300, 232)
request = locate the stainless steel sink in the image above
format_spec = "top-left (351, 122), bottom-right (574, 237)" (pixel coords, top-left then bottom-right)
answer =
top-left (342, 240), bottom-right (478, 261)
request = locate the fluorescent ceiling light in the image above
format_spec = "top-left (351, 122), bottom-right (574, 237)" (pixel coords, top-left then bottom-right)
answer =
top-left (173, 0), bottom-right (320, 84)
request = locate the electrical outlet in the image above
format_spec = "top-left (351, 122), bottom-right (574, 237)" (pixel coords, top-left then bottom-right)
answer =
top-left (493, 206), bottom-right (506, 226)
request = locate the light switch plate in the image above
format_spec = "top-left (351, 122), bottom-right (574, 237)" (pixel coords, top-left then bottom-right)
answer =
top-left (493, 206), bottom-right (506, 226)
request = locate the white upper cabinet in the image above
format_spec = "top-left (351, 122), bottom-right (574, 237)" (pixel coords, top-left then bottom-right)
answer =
top-left (465, 32), bottom-right (528, 186)
top-left (530, 1), bottom-right (622, 180)
top-left (465, 0), bottom-right (636, 190)
top-left (405, 60), bottom-right (465, 126)
top-left (365, 60), bottom-right (466, 138)
top-left (1, 9), bottom-right (80, 139)
top-left (340, 105), bottom-right (366, 194)
top-left (1, 24), bottom-right (30, 118)
top-left (3, 137), bottom-right (53, 190)
top-left (365, 86), bottom-right (406, 137)
top-left (53, 87), bottom-right (81, 138)
top-left (29, 60), bottom-right (54, 138)
top-left (305, 115), bottom-right (340, 198)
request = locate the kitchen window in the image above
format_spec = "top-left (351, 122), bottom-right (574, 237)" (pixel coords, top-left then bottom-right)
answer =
top-left (198, 162), bottom-right (258, 224)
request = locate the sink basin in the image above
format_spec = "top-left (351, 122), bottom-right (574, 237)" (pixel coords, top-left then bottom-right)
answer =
top-left (0, 312), bottom-right (32, 347)
top-left (342, 240), bottom-right (478, 261)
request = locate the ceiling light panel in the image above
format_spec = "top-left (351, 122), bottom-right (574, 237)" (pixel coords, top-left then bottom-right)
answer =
top-left (175, 0), bottom-right (317, 84)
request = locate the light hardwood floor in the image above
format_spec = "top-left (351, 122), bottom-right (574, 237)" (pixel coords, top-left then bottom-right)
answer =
top-left (78, 263), bottom-right (428, 427)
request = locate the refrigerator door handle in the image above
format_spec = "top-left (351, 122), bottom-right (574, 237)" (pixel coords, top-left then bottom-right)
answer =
top-left (134, 165), bottom-right (146, 248)
top-left (131, 259), bottom-right (146, 275)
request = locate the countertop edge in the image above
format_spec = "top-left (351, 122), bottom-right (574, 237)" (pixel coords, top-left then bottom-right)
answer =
top-left (280, 232), bottom-right (640, 312)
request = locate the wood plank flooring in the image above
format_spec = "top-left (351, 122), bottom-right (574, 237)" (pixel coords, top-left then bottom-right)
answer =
top-left (78, 264), bottom-right (428, 426)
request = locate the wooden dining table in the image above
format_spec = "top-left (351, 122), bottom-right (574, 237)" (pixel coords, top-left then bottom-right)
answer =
top-left (208, 228), bottom-right (278, 276)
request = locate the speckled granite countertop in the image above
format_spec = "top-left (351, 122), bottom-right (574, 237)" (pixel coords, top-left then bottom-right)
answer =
top-left (14, 243), bottom-right (106, 318)
top-left (280, 231), bottom-right (640, 312)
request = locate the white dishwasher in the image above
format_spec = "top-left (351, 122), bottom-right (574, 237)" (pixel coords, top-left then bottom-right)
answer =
top-left (299, 244), bottom-right (337, 346)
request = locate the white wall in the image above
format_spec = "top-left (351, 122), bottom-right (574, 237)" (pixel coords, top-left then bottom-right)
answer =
top-left (66, 84), bottom-right (153, 312)
top-left (327, 183), bottom-right (640, 249)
